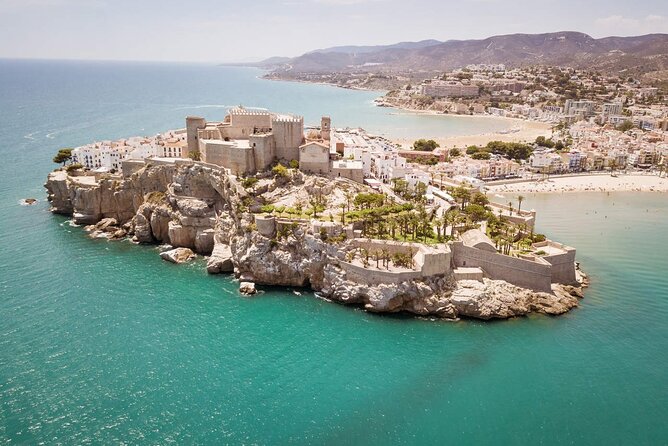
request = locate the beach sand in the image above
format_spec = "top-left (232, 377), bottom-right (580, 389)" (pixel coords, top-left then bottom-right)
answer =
top-left (390, 114), bottom-right (552, 148)
top-left (487, 174), bottom-right (668, 194)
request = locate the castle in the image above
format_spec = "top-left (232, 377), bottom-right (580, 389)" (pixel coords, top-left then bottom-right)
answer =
top-left (185, 107), bottom-right (362, 180)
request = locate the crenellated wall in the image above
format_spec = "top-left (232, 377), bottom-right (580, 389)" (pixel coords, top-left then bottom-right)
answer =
top-left (272, 117), bottom-right (304, 162)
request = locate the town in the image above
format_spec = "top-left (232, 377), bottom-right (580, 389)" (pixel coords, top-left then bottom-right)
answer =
top-left (68, 65), bottom-right (667, 187)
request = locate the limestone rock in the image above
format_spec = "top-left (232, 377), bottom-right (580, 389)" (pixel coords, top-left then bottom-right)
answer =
top-left (176, 198), bottom-right (211, 217)
top-left (95, 217), bottom-right (118, 231)
top-left (239, 281), bottom-right (257, 295)
top-left (44, 171), bottom-right (73, 215)
top-left (168, 221), bottom-right (197, 250)
top-left (206, 242), bottom-right (234, 274)
top-left (195, 229), bottom-right (215, 254)
top-left (160, 247), bottom-right (196, 264)
top-left (231, 231), bottom-right (329, 288)
top-left (149, 207), bottom-right (172, 242)
top-left (133, 211), bottom-right (154, 244)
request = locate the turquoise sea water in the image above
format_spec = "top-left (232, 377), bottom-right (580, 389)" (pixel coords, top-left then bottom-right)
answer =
top-left (0, 60), bottom-right (667, 445)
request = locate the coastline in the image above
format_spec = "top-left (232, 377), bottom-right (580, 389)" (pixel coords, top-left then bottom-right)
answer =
top-left (487, 173), bottom-right (668, 194)
top-left (391, 117), bottom-right (552, 148)
top-left (260, 75), bottom-right (553, 148)
top-left (260, 74), bottom-right (387, 93)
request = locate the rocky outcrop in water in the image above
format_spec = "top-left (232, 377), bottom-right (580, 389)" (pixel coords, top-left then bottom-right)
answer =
top-left (206, 240), bottom-right (234, 274)
top-left (45, 162), bottom-right (238, 255)
top-left (160, 247), bottom-right (196, 264)
top-left (45, 163), bottom-right (586, 320)
top-left (319, 264), bottom-right (580, 319)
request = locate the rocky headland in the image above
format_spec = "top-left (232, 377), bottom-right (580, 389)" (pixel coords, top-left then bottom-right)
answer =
top-left (45, 162), bottom-right (586, 320)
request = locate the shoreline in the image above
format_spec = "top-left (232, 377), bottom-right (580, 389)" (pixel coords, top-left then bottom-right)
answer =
top-left (391, 117), bottom-right (552, 148)
top-left (261, 75), bottom-right (553, 147)
top-left (486, 173), bottom-right (668, 194)
top-left (260, 74), bottom-right (387, 94)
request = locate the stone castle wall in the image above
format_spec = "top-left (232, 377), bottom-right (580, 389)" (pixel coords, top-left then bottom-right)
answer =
top-left (299, 143), bottom-right (330, 174)
top-left (533, 241), bottom-right (577, 284)
top-left (451, 241), bottom-right (553, 292)
top-left (201, 140), bottom-right (255, 175)
top-left (250, 134), bottom-right (275, 172)
top-left (186, 116), bottom-right (206, 157)
top-left (272, 118), bottom-right (303, 161)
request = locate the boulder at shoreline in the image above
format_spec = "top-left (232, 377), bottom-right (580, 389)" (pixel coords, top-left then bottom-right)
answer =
top-left (160, 247), bottom-right (196, 264)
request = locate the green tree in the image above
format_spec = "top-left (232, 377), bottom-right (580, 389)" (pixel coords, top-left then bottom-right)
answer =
top-left (616, 120), bottom-right (634, 132)
top-left (53, 148), bottom-right (73, 166)
top-left (471, 151), bottom-right (491, 160)
top-left (471, 191), bottom-right (489, 207)
top-left (465, 204), bottom-right (488, 222)
top-left (413, 139), bottom-right (440, 151)
top-left (517, 195), bottom-right (525, 214)
top-left (450, 185), bottom-right (472, 211)
top-left (449, 148), bottom-right (462, 157)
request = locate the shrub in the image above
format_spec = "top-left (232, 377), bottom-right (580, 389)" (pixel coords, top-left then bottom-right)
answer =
top-left (289, 159), bottom-right (299, 169)
top-left (272, 163), bottom-right (289, 178)
top-left (145, 191), bottom-right (166, 204)
top-left (65, 163), bottom-right (83, 172)
top-left (241, 177), bottom-right (258, 189)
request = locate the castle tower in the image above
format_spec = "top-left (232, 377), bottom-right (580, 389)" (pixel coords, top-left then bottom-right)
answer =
top-left (185, 116), bottom-right (207, 158)
top-left (272, 115), bottom-right (304, 162)
top-left (321, 116), bottom-right (331, 141)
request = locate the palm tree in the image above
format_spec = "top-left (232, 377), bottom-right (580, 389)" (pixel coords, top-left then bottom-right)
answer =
top-left (344, 190), bottom-right (354, 214)
top-left (434, 216), bottom-right (443, 241)
top-left (381, 248), bottom-right (390, 269)
top-left (508, 201), bottom-right (514, 216)
top-left (517, 195), bottom-right (525, 214)
top-left (387, 216), bottom-right (397, 240)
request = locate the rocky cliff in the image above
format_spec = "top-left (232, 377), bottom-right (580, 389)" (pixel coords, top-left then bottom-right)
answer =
top-left (45, 163), bottom-right (585, 320)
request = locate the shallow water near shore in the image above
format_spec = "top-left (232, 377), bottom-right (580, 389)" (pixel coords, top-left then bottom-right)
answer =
top-left (1, 60), bottom-right (667, 444)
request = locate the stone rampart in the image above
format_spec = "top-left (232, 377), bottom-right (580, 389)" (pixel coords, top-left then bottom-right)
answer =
top-left (339, 261), bottom-right (423, 285)
top-left (451, 241), bottom-right (552, 292)
top-left (533, 241), bottom-right (577, 284)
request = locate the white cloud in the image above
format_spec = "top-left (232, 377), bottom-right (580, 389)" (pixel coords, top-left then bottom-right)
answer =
top-left (593, 14), bottom-right (668, 36)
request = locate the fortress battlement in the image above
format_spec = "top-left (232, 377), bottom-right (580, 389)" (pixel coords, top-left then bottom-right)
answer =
top-left (228, 107), bottom-right (271, 116)
top-left (272, 115), bottom-right (304, 123)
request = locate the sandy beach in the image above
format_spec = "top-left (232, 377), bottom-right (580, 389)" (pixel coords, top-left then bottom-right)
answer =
top-left (391, 114), bottom-right (552, 148)
top-left (486, 174), bottom-right (668, 194)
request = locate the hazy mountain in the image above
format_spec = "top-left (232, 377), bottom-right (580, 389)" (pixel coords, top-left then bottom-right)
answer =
top-left (306, 39), bottom-right (443, 55)
top-left (268, 32), bottom-right (668, 76)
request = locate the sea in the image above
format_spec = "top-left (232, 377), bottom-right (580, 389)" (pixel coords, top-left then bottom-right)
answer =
top-left (0, 59), bottom-right (666, 445)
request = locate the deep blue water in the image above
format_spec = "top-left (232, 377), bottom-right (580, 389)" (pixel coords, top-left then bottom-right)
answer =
top-left (0, 60), bottom-right (666, 445)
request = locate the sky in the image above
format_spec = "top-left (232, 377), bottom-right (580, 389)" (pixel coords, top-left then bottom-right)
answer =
top-left (0, 0), bottom-right (666, 62)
